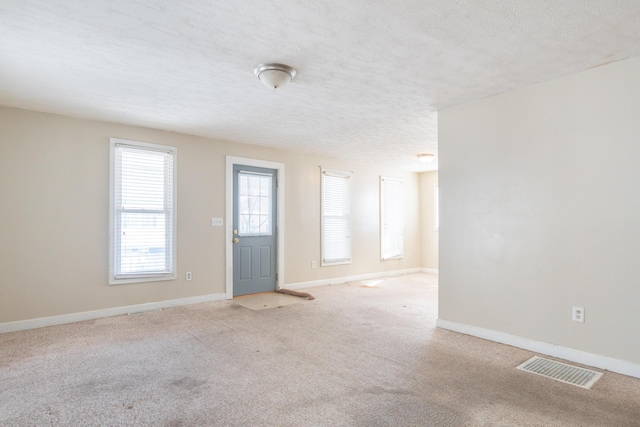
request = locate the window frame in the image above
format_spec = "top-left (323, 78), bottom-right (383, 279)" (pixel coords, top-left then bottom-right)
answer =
top-left (380, 176), bottom-right (404, 260)
top-left (109, 138), bottom-right (177, 285)
top-left (321, 168), bottom-right (352, 266)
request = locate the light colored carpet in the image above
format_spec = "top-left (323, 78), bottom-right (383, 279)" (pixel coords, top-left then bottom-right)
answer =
top-left (1, 273), bottom-right (639, 426)
top-left (233, 291), bottom-right (304, 310)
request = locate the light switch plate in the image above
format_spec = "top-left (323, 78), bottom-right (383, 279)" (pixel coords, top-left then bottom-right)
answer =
top-left (211, 217), bottom-right (223, 227)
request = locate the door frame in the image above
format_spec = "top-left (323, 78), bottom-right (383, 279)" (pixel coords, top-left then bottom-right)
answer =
top-left (225, 156), bottom-right (285, 299)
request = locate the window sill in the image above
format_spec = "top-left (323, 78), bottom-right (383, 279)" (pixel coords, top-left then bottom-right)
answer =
top-left (321, 260), bottom-right (352, 267)
top-left (109, 273), bottom-right (176, 286)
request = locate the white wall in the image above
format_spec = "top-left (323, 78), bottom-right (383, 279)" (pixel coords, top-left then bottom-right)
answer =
top-left (0, 107), bottom-right (420, 324)
top-left (439, 57), bottom-right (640, 365)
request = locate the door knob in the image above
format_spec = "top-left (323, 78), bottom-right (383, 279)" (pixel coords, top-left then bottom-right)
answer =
top-left (233, 238), bottom-right (239, 243)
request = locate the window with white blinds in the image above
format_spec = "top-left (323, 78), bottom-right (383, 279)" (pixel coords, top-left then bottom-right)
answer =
top-left (110, 138), bottom-right (177, 284)
top-left (321, 169), bottom-right (352, 266)
top-left (380, 177), bottom-right (404, 260)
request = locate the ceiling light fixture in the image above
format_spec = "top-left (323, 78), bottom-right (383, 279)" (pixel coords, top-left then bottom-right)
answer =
top-left (254, 63), bottom-right (297, 89)
top-left (417, 153), bottom-right (436, 163)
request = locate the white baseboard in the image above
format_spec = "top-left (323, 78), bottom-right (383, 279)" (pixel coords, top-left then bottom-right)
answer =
top-left (0, 293), bottom-right (227, 334)
top-left (421, 268), bottom-right (439, 274)
top-left (436, 319), bottom-right (640, 379)
top-left (283, 268), bottom-right (423, 291)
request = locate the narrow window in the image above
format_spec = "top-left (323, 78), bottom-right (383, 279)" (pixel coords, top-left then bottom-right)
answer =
top-left (321, 169), bottom-right (352, 265)
top-left (110, 138), bottom-right (177, 284)
top-left (380, 177), bottom-right (403, 260)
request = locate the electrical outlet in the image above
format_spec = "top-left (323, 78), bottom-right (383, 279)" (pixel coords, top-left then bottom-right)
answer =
top-left (311, 261), bottom-right (317, 268)
top-left (186, 272), bottom-right (193, 281)
top-left (572, 306), bottom-right (585, 323)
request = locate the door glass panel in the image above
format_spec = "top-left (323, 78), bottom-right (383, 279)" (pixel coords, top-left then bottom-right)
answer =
top-left (238, 172), bottom-right (272, 236)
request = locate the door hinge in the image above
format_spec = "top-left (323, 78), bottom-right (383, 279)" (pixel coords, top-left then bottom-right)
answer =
top-left (276, 273), bottom-right (279, 283)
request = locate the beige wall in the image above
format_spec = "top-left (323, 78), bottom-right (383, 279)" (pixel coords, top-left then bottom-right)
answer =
top-left (0, 107), bottom-right (420, 324)
top-left (419, 171), bottom-right (439, 269)
top-left (439, 57), bottom-right (640, 364)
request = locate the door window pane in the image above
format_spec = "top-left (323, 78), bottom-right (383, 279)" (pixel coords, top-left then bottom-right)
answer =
top-left (238, 172), bottom-right (272, 236)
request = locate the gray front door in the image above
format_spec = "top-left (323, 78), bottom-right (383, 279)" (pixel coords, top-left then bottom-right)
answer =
top-left (232, 165), bottom-right (277, 296)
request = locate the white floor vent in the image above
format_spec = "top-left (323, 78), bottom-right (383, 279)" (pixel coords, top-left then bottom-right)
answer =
top-left (516, 356), bottom-right (603, 389)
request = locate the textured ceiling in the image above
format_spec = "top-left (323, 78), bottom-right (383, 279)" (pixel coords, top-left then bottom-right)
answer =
top-left (1, 1), bottom-right (640, 171)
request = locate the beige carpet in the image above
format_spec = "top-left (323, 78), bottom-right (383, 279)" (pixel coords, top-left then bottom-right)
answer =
top-left (1, 273), bottom-right (639, 426)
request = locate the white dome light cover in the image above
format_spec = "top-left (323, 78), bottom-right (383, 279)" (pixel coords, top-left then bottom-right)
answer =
top-left (417, 153), bottom-right (436, 163)
top-left (254, 63), bottom-right (297, 89)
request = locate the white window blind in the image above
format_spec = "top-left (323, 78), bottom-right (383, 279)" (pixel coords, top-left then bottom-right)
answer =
top-left (380, 177), bottom-right (403, 260)
top-left (322, 169), bottom-right (352, 265)
top-left (110, 138), bottom-right (177, 284)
